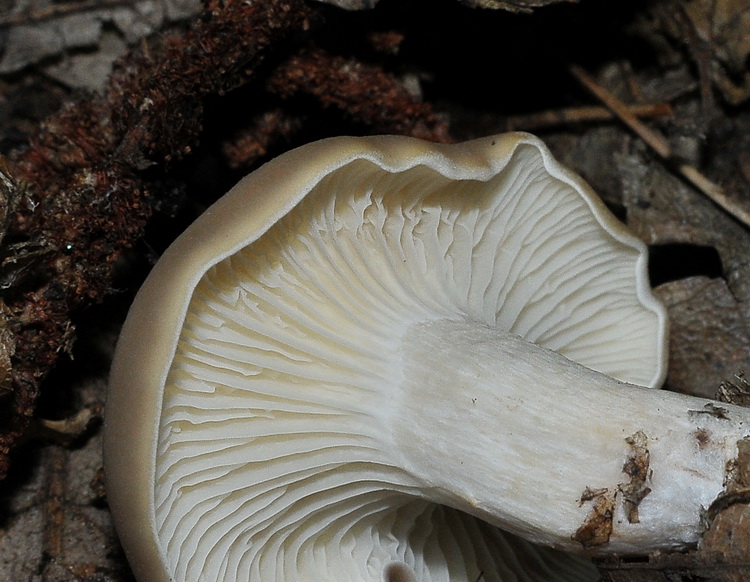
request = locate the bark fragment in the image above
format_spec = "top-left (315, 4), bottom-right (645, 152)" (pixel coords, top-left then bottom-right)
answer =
top-left (573, 488), bottom-right (615, 549)
top-left (619, 430), bottom-right (652, 524)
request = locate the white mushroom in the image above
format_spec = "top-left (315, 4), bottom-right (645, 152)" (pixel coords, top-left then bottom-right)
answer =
top-left (105, 133), bottom-right (750, 582)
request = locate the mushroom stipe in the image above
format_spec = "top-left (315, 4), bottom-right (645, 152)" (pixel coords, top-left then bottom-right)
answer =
top-left (105, 134), bottom-right (750, 582)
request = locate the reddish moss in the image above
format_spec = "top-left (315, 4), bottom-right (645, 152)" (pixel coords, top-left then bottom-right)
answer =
top-left (268, 47), bottom-right (451, 142)
top-left (0, 0), bottom-right (315, 479)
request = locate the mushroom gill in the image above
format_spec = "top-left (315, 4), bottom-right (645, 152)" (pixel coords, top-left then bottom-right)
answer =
top-left (107, 135), bottom-right (745, 582)
top-left (159, 149), bottom-right (636, 580)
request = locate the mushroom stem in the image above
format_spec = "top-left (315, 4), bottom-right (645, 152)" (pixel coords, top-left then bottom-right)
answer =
top-left (394, 318), bottom-right (749, 555)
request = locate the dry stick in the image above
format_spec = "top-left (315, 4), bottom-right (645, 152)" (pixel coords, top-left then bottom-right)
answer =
top-left (569, 65), bottom-right (750, 229)
top-left (504, 102), bottom-right (672, 132)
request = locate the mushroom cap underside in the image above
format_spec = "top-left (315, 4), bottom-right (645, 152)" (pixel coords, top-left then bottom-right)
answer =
top-left (105, 133), bottom-right (667, 582)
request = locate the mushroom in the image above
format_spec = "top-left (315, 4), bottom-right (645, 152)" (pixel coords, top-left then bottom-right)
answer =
top-left (105, 133), bottom-right (750, 582)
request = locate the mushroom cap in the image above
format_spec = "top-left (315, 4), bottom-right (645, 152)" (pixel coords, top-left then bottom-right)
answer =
top-left (105, 133), bottom-right (667, 582)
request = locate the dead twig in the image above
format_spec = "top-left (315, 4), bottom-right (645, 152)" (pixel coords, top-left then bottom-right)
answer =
top-left (504, 102), bottom-right (673, 132)
top-left (570, 64), bottom-right (750, 230)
